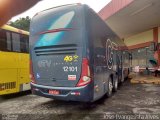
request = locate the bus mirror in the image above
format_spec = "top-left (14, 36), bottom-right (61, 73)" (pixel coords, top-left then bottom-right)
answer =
top-left (149, 42), bottom-right (156, 51)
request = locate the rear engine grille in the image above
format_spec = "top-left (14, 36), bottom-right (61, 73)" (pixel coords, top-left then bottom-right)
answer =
top-left (0, 82), bottom-right (16, 91)
top-left (34, 44), bottom-right (77, 56)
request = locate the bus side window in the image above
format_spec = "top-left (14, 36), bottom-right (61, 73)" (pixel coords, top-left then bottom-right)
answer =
top-left (0, 29), bottom-right (11, 51)
top-left (0, 29), bottom-right (7, 51)
top-left (123, 51), bottom-right (129, 66)
top-left (6, 32), bottom-right (12, 51)
top-left (12, 32), bottom-right (20, 52)
top-left (20, 34), bottom-right (29, 53)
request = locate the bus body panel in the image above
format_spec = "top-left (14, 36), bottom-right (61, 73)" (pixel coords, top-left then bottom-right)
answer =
top-left (84, 6), bottom-right (129, 100)
top-left (18, 53), bottom-right (30, 92)
top-left (30, 4), bottom-right (130, 102)
top-left (0, 25), bottom-right (30, 95)
top-left (0, 52), bottom-right (18, 94)
top-left (30, 5), bottom-right (87, 88)
top-left (0, 52), bottom-right (30, 95)
top-left (31, 81), bottom-right (93, 102)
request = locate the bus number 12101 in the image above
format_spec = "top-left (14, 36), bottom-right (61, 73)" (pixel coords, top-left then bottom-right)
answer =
top-left (63, 66), bottom-right (78, 72)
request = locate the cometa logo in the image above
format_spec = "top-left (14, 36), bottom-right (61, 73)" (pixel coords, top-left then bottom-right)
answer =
top-left (106, 39), bottom-right (118, 69)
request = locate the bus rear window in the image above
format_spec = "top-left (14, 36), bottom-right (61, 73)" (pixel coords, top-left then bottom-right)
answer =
top-left (31, 9), bottom-right (83, 47)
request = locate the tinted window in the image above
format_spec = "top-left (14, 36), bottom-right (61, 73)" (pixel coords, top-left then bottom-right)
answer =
top-left (20, 35), bottom-right (29, 53)
top-left (12, 33), bottom-right (20, 52)
top-left (123, 51), bottom-right (130, 66)
top-left (31, 8), bottom-right (83, 47)
top-left (6, 32), bottom-right (12, 51)
top-left (131, 47), bottom-right (154, 67)
top-left (0, 29), bottom-right (11, 51)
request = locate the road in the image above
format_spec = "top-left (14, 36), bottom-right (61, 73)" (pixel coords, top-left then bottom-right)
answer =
top-left (0, 80), bottom-right (160, 120)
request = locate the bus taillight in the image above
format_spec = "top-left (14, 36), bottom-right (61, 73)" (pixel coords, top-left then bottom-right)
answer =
top-left (30, 60), bottom-right (36, 83)
top-left (76, 58), bottom-right (91, 87)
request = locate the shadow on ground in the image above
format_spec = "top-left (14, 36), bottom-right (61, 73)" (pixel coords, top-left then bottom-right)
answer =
top-left (0, 90), bottom-right (31, 100)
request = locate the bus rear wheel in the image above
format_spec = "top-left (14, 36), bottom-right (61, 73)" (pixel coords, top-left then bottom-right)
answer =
top-left (120, 73), bottom-right (125, 83)
top-left (113, 75), bottom-right (118, 92)
top-left (106, 77), bottom-right (113, 97)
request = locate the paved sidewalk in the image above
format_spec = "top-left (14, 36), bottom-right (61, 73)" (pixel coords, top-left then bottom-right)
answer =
top-left (130, 73), bottom-right (160, 85)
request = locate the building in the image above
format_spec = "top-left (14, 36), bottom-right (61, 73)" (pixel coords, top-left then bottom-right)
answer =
top-left (98, 0), bottom-right (160, 69)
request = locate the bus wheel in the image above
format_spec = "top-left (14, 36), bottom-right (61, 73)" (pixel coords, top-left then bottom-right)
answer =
top-left (106, 77), bottom-right (113, 97)
top-left (113, 75), bottom-right (118, 92)
top-left (120, 74), bottom-right (125, 83)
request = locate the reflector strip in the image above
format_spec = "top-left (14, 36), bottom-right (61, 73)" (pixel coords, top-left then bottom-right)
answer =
top-left (39, 28), bottom-right (74, 35)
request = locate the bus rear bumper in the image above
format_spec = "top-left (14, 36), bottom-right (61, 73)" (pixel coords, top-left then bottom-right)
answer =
top-left (31, 82), bottom-right (93, 102)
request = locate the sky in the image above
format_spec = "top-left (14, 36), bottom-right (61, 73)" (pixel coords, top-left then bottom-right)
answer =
top-left (11, 0), bottom-right (111, 21)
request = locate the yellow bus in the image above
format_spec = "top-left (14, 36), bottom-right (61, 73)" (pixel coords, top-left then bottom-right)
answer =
top-left (0, 24), bottom-right (30, 95)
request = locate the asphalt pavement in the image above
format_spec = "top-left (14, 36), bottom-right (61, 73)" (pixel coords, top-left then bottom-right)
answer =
top-left (0, 80), bottom-right (160, 120)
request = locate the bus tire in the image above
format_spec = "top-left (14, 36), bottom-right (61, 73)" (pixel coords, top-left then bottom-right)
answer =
top-left (113, 75), bottom-right (118, 92)
top-left (120, 72), bottom-right (125, 83)
top-left (106, 77), bottom-right (113, 97)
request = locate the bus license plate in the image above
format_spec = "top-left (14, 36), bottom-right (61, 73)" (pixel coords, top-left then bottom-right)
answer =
top-left (49, 90), bottom-right (60, 95)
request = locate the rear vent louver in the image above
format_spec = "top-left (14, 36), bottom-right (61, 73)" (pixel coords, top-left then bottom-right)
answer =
top-left (0, 82), bottom-right (16, 91)
top-left (34, 44), bottom-right (77, 56)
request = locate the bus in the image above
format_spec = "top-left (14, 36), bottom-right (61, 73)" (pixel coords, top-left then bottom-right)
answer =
top-left (30, 4), bottom-right (131, 102)
top-left (0, 24), bottom-right (30, 95)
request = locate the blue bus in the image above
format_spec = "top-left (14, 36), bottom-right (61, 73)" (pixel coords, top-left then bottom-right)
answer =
top-left (29, 4), bottom-right (131, 102)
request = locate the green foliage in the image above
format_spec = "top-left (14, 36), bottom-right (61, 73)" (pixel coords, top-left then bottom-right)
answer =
top-left (10, 16), bottom-right (31, 31)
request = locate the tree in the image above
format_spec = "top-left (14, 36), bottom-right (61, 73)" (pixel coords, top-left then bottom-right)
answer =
top-left (9, 16), bottom-right (31, 31)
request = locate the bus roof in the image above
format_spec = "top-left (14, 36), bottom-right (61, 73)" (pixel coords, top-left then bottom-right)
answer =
top-left (33, 3), bottom-right (82, 18)
top-left (1, 24), bottom-right (29, 35)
